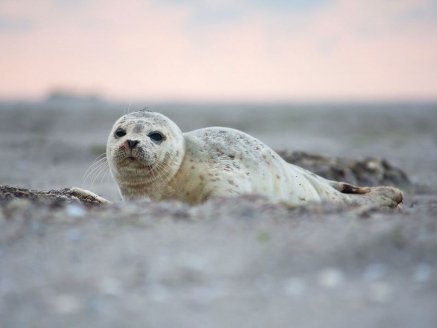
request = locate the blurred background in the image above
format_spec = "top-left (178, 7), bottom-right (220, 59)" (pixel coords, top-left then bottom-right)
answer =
top-left (1, 0), bottom-right (436, 102)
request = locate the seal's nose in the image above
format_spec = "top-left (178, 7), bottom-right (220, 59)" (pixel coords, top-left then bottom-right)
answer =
top-left (126, 139), bottom-right (140, 149)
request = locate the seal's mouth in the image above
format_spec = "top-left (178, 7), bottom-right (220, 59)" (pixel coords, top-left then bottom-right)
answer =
top-left (117, 156), bottom-right (154, 171)
top-left (118, 156), bottom-right (139, 165)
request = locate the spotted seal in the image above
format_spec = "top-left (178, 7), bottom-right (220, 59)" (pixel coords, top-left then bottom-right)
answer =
top-left (84, 110), bottom-right (402, 208)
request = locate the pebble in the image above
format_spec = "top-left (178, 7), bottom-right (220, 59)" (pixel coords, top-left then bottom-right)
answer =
top-left (97, 276), bottom-right (124, 296)
top-left (188, 284), bottom-right (228, 306)
top-left (49, 294), bottom-right (83, 314)
top-left (318, 268), bottom-right (345, 289)
top-left (6, 198), bottom-right (32, 212)
top-left (148, 284), bottom-right (172, 303)
top-left (363, 263), bottom-right (386, 282)
top-left (65, 204), bottom-right (86, 217)
top-left (283, 277), bottom-right (306, 297)
top-left (413, 263), bottom-right (432, 283)
top-left (30, 221), bottom-right (43, 234)
top-left (183, 254), bottom-right (208, 273)
top-left (368, 282), bottom-right (392, 303)
top-left (67, 228), bottom-right (83, 242)
top-left (255, 274), bottom-right (274, 293)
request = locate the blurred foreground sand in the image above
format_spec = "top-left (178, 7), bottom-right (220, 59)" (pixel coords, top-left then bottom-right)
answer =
top-left (0, 102), bottom-right (436, 328)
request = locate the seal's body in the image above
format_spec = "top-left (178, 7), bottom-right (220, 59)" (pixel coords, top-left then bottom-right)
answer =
top-left (106, 110), bottom-right (403, 208)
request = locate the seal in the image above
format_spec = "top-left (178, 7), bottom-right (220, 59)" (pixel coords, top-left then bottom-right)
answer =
top-left (101, 109), bottom-right (403, 208)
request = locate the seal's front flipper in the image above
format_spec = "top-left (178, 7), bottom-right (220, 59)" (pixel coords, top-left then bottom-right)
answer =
top-left (70, 187), bottom-right (112, 205)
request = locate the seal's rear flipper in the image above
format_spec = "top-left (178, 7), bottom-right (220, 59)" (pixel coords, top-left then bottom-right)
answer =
top-left (330, 182), bottom-right (403, 208)
top-left (364, 186), bottom-right (404, 208)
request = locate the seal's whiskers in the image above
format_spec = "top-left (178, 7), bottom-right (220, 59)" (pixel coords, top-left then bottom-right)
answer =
top-left (89, 161), bottom-right (109, 188)
top-left (82, 154), bottom-right (106, 186)
top-left (82, 154), bottom-right (109, 189)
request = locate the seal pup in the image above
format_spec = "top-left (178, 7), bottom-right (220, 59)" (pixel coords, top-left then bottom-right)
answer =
top-left (100, 110), bottom-right (403, 208)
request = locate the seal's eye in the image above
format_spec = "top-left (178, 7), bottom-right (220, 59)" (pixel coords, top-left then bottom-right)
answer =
top-left (148, 132), bottom-right (164, 144)
top-left (114, 129), bottom-right (126, 138)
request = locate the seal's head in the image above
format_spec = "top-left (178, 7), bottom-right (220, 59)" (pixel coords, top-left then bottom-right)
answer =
top-left (107, 110), bottom-right (185, 200)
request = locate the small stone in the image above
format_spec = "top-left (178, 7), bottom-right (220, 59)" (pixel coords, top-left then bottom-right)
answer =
top-left (67, 228), bottom-right (83, 242)
top-left (255, 274), bottom-right (274, 293)
top-left (49, 294), bottom-right (83, 314)
top-left (184, 254), bottom-right (208, 272)
top-left (318, 268), bottom-right (345, 289)
top-left (188, 286), bottom-right (218, 307)
top-left (97, 277), bottom-right (123, 296)
top-left (368, 282), bottom-right (392, 303)
top-left (148, 284), bottom-right (171, 303)
top-left (6, 198), bottom-right (32, 212)
top-left (30, 221), bottom-right (43, 234)
top-left (283, 277), bottom-right (306, 297)
top-left (413, 263), bottom-right (432, 283)
top-left (65, 204), bottom-right (86, 217)
top-left (363, 263), bottom-right (386, 282)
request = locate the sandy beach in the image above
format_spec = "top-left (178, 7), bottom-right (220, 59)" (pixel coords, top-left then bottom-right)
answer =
top-left (0, 101), bottom-right (436, 327)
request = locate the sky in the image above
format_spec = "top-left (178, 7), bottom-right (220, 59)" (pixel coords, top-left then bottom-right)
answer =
top-left (1, 0), bottom-right (436, 102)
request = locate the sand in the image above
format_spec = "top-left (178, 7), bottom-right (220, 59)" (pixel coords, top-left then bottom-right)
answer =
top-left (0, 101), bottom-right (436, 328)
